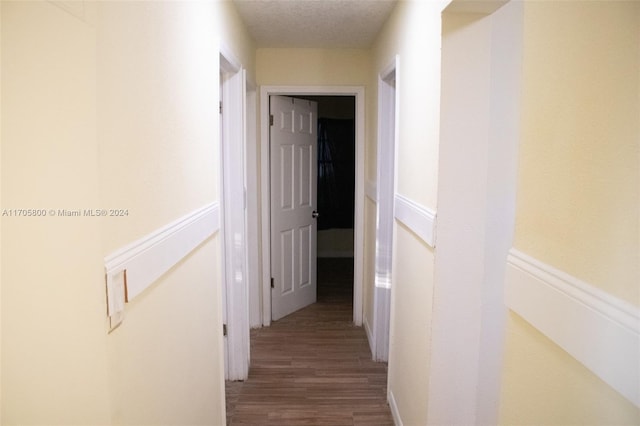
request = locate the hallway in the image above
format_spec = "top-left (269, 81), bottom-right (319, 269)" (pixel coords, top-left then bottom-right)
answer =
top-left (225, 258), bottom-right (393, 425)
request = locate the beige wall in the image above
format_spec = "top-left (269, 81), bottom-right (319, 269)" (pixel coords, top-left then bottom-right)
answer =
top-left (214, 1), bottom-right (256, 79)
top-left (374, 1), bottom-right (639, 424)
top-left (1, 2), bottom-right (111, 423)
top-left (5, 1), bottom-right (637, 425)
top-left (97, 0), bottom-right (219, 252)
top-left (96, 2), bottom-right (231, 424)
top-left (1, 1), bottom-right (255, 424)
top-left (513, 0), bottom-right (640, 305)
top-left (501, 313), bottom-right (640, 425)
top-left (256, 48), bottom-right (370, 86)
top-left (372, 1), bottom-right (445, 209)
top-left (501, 1), bottom-right (640, 423)
top-left (106, 239), bottom-right (222, 425)
top-left (0, 2), bottom-right (4, 420)
top-left (388, 224), bottom-right (435, 423)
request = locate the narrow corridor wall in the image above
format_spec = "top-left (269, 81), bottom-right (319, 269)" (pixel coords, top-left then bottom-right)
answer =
top-left (96, 2), bottom-right (222, 423)
top-left (370, 1), bottom-right (448, 424)
top-left (97, 1), bottom-right (255, 423)
top-left (500, 1), bottom-right (640, 423)
top-left (1, 1), bottom-right (256, 424)
top-left (1, 2), bottom-right (111, 423)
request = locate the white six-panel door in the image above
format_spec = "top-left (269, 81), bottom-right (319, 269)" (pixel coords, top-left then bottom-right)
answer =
top-left (270, 95), bottom-right (318, 321)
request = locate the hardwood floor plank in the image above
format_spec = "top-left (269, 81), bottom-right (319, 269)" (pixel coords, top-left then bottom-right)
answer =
top-left (226, 258), bottom-right (393, 425)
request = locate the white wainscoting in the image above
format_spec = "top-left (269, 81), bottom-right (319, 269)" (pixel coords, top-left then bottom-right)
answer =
top-left (104, 202), bottom-right (220, 303)
top-left (505, 249), bottom-right (640, 408)
top-left (393, 194), bottom-right (437, 248)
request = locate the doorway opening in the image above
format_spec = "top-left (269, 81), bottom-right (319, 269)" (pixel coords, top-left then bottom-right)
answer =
top-left (298, 95), bottom-right (356, 308)
top-left (259, 86), bottom-right (365, 327)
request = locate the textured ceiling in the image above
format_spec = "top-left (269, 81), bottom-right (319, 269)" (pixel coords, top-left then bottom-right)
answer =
top-left (233, 0), bottom-right (398, 48)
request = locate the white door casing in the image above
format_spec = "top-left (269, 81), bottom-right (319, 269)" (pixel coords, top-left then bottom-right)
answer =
top-left (372, 58), bottom-right (398, 362)
top-left (259, 86), bottom-right (365, 328)
top-left (427, 2), bottom-right (522, 423)
top-left (245, 79), bottom-right (262, 329)
top-left (220, 45), bottom-right (250, 381)
top-left (219, 71), bottom-right (228, 377)
top-left (270, 95), bottom-right (318, 321)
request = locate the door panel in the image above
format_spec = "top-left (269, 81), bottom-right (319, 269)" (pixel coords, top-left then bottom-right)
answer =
top-left (280, 145), bottom-right (294, 210)
top-left (270, 95), bottom-right (318, 321)
top-left (299, 145), bottom-right (312, 207)
top-left (299, 225), bottom-right (311, 288)
top-left (280, 229), bottom-right (294, 294)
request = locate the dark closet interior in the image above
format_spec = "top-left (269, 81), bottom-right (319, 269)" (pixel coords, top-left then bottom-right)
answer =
top-left (300, 96), bottom-right (356, 232)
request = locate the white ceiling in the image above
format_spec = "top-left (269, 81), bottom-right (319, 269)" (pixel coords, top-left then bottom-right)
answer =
top-left (232, 0), bottom-right (398, 48)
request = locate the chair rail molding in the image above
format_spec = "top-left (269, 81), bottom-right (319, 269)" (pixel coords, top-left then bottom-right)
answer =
top-left (393, 193), bottom-right (437, 248)
top-left (505, 248), bottom-right (640, 408)
top-left (104, 202), bottom-right (220, 302)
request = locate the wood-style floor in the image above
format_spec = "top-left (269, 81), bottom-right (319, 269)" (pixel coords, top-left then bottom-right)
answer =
top-left (225, 258), bottom-right (394, 426)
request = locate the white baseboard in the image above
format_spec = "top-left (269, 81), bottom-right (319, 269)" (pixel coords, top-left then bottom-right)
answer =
top-left (372, 285), bottom-right (391, 361)
top-left (505, 248), bottom-right (640, 408)
top-left (104, 202), bottom-right (220, 302)
top-left (388, 388), bottom-right (403, 426)
top-left (394, 194), bottom-right (436, 248)
top-left (364, 315), bottom-right (375, 357)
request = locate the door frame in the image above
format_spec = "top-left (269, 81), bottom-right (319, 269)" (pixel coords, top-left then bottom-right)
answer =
top-left (245, 78), bottom-right (261, 329)
top-left (259, 86), bottom-right (365, 326)
top-left (219, 44), bottom-right (250, 381)
top-left (372, 57), bottom-right (399, 362)
top-left (426, 2), bottom-right (522, 423)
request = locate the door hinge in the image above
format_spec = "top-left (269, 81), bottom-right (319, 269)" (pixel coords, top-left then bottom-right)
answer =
top-left (223, 323), bottom-right (227, 336)
top-left (219, 102), bottom-right (222, 114)
top-left (271, 277), bottom-right (274, 289)
top-left (269, 114), bottom-right (274, 126)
